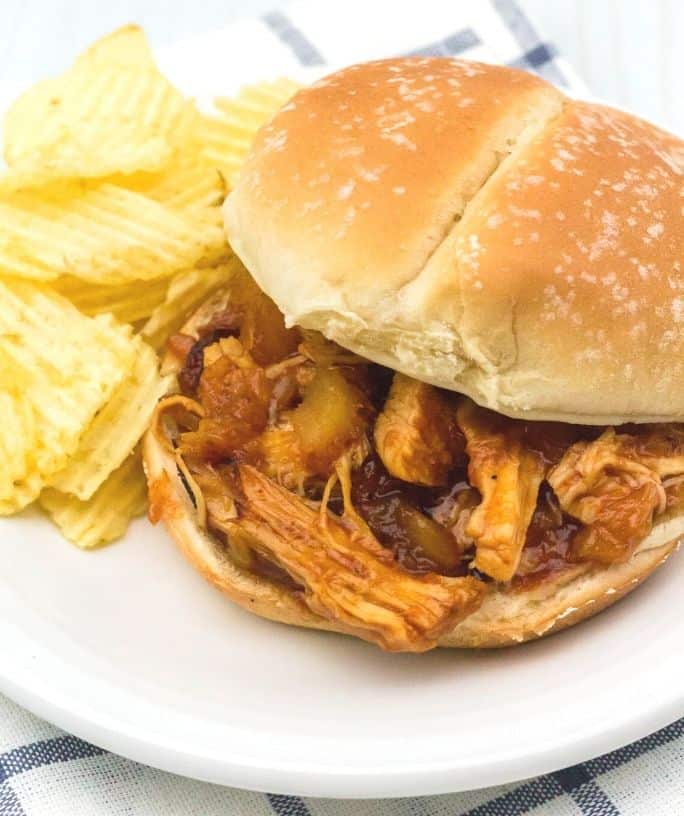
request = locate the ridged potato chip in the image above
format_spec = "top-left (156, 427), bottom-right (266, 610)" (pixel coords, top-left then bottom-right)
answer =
top-left (40, 450), bottom-right (148, 549)
top-left (213, 78), bottom-right (302, 118)
top-left (49, 338), bottom-right (171, 500)
top-left (201, 79), bottom-right (301, 185)
top-left (126, 156), bottom-right (226, 213)
top-left (3, 28), bottom-right (199, 182)
top-left (0, 183), bottom-right (225, 283)
top-left (141, 258), bottom-right (240, 349)
top-left (0, 279), bottom-right (136, 513)
top-left (199, 117), bottom-right (252, 188)
top-left (53, 275), bottom-right (170, 323)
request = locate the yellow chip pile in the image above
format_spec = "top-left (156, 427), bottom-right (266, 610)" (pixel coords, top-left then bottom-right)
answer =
top-left (0, 24), bottom-right (300, 548)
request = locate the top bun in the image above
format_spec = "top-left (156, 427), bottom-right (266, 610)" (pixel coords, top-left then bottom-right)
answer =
top-left (224, 58), bottom-right (684, 424)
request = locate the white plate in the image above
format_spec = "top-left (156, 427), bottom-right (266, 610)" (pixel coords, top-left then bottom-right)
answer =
top-left (2, 509), bottom-right (683, 797)
top-left (1, 33), bottom-right (683, 799)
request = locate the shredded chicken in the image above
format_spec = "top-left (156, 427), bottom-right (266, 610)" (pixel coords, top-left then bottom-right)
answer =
top-left (457, 399), bottom-right (546, 582)
top-left (620, 424), bottom-right (684, 477)
top-left (230, 465), bottom-right (487, 652)
top-left (191, 462), bottom-right (239, 532)
top-left (548, 427), bottom-right (684, 563)
top-left (179, 339), bottom-right (272, 462)
top-left (430, 485), bottom-right (481, 552)
top-left (247, 421), bottom-right (311, 492)
top-left (374, 373), bottom-right (464, 486)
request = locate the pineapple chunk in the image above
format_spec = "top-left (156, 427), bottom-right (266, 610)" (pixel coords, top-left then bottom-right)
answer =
top-left (395, 503), bottom-right (463, 573)
top-left (291, 368), bottom-right (371, 474)
top-left (251, 422), bottom-right (311, 491)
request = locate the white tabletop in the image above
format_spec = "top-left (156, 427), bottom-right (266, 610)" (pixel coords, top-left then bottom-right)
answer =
top-left (1, 0), bottom-right (681, 135)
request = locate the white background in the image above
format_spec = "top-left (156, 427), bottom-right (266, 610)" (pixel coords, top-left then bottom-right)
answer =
top-left (1, 0), bottom-right (682, 134)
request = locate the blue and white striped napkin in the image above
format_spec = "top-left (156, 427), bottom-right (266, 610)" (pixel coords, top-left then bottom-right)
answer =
top-left (2, 1), bottom-right (682, 814)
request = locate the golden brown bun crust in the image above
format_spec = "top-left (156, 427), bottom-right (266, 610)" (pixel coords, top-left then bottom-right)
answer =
top-left (143, 420), bottom-right (680, 649)
top-left (224, 58), bottom-right (684, 424)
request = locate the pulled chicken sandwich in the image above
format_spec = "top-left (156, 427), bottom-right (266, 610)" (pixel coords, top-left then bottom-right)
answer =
top-left (144, 57), bottom-right (684, 652)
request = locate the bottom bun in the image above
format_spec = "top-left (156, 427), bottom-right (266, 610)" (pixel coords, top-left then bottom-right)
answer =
top-left (143, 421), bottom-right (681, 649)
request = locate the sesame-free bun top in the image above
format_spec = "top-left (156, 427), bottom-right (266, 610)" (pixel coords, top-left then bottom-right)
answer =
top-left (224, 58), bottom-right (684, 424)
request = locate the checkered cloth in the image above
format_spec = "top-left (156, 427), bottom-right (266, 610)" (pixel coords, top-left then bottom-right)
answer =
top-left (2, 1), bottom-right (682, 813)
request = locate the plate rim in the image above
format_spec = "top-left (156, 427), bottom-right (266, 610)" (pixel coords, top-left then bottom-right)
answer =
top-left (1, 586), bottom-right (683, 798)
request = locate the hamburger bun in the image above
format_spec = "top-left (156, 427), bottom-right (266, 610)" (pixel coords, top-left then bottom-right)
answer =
top-left (224, 57), bottom-right (683, 424)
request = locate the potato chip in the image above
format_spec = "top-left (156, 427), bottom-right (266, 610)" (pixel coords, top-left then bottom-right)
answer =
top-left (0, 279), bottom-right (136, 513)
top-left (4, 70), bottom-right (198, 181)
top-left (3, 28), bottom-right (199, 182)
top-left (0, 389), bottom-right (39, 514)
top-left (74, 24), bottom-right (156, 71)
top-left (0, 183), bottom-right (225, 283)
top-left (53, 275), bottom-right (170, 323)
top-left (213, 78), bottom-right (302, 118)
top-left (201, 80), bottom-right (301, 185)
top-left (40, 450), bottom-right (148, 549)
top-left (141, 258), bottom-right (239, 348)
top-left (0, 472), bottom-right (43, 516)
top-left (125, 155), bottom-right (226, 213)
top-left (0, 169), bottom-right (63, 195)
top-left (49, 338), bottom-right (171, 499)
top-left (199, 117), bottom-right (253, 188)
